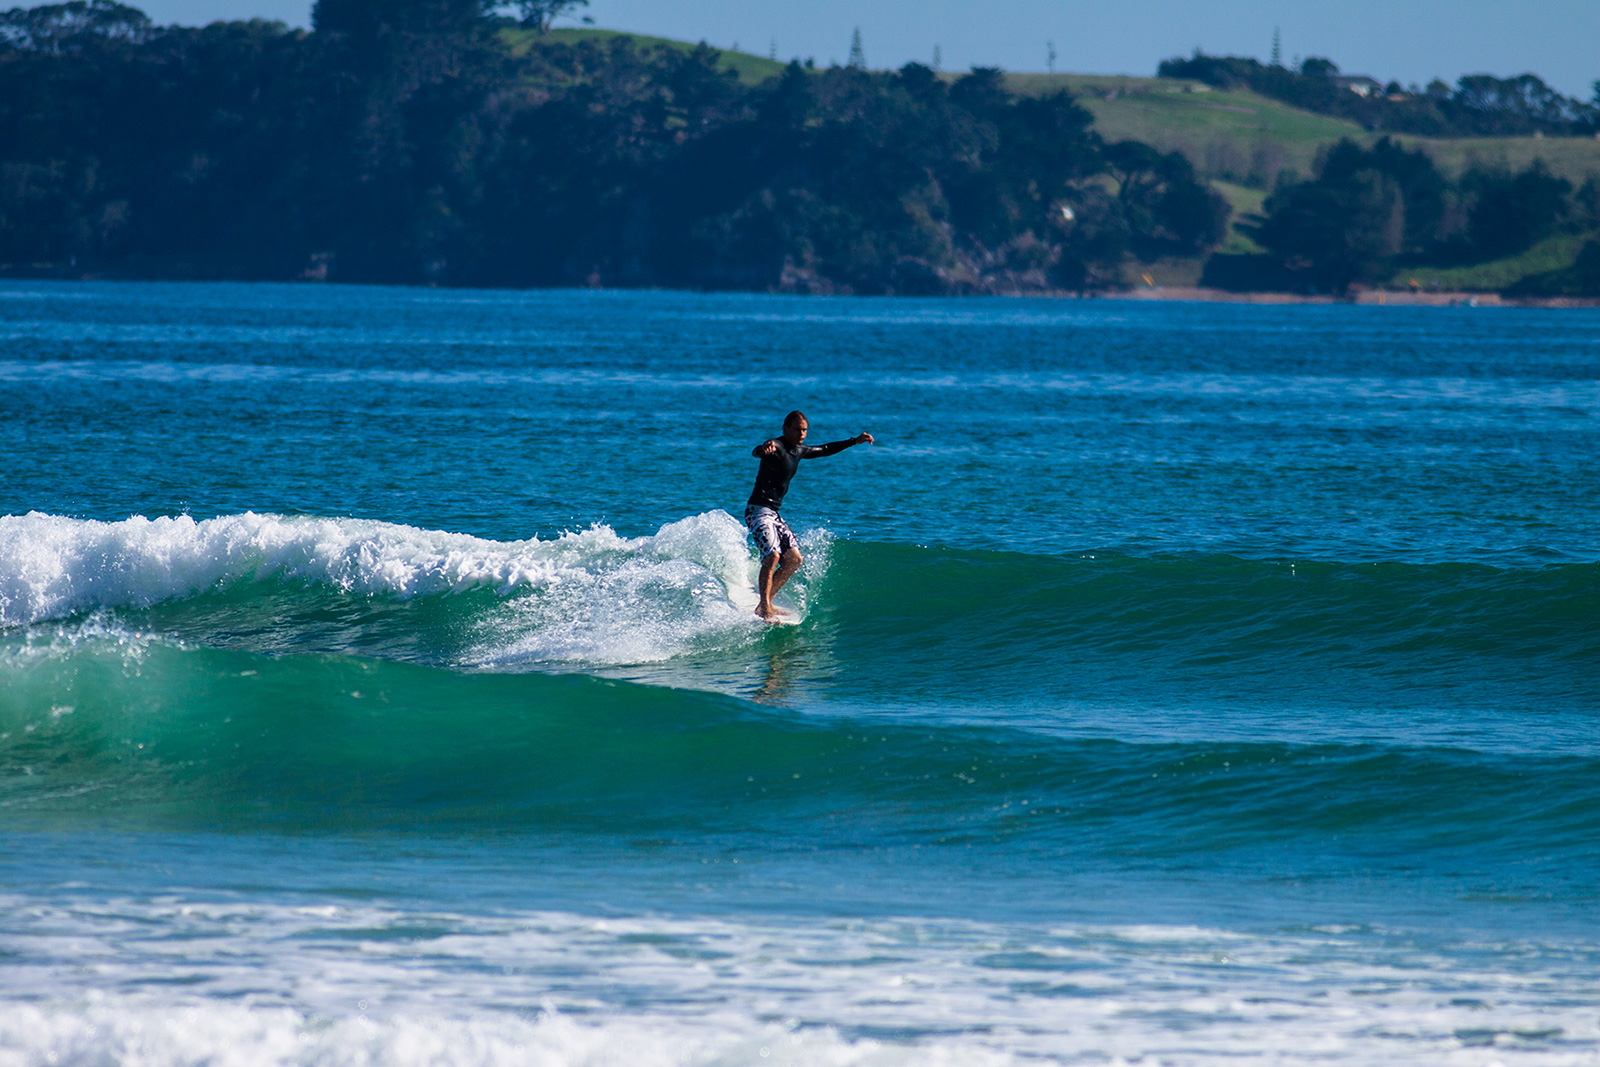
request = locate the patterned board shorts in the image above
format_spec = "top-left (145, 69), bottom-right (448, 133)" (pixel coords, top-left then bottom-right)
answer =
top-left (744, 505), bottom-right (799, 560)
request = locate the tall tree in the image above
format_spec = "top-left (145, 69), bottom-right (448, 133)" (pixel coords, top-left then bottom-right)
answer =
top-left (1256, 150), bottom-right (1406, 291)
top-left (508, 0), bottom-right (588, 33)
top-left (1316, 137), bottom-right (1445, 252)
top-left (1464, 162), bottom-right (1571, 258)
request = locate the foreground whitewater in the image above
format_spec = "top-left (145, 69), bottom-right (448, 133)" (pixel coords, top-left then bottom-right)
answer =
top-left (2, 282), bottom-right (1597, 1066)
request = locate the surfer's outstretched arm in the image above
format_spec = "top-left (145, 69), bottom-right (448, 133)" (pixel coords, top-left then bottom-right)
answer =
top-left (755, 432), bottom-right (871, 459)
top-left (800, 432), bottom-right (874, 458)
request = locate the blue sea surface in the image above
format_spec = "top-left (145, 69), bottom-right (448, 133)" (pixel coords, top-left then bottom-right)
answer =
top-left (1, 282), bottom-right (1597, 1064)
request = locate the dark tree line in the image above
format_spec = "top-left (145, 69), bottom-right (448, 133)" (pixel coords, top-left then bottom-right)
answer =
top-left (0, 0), bottom-right (1228, 293)
top-left (1159, 51), bottom-right (1600, 139)
top-left (1222, 137), bottom-right (1600, 293)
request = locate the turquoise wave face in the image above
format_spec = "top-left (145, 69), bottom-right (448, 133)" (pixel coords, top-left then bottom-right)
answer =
top-left (4, 512), bottom-right (1593, 733)
top-left (3, 636), bottom-right (1596, 888)
top-left (2, 509), bottom-right (1596, 883)
top-left (808, 542), bottom-right (1600, 734)
top-left (1, 290), bottom-right (1595, 882)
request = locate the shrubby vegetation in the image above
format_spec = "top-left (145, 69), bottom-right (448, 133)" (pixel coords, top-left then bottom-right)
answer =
top-left (0, 0), bottom-right (1227, 292)
top-left (1228, 136), bottom-right (1600, 293)
top-left (1159, 51), bottom-right (1600, 139)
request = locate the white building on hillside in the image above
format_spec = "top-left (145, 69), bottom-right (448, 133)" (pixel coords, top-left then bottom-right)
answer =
top-left (1333, 75), bottom-right (1383, 97)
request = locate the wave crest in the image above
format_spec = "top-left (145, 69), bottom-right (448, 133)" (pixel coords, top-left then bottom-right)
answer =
top-left (0, 512), bottom-right (801, 663)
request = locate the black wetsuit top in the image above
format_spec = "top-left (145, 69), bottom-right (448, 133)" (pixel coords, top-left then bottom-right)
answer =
top-left (747, 438), bottom-right (854, 510)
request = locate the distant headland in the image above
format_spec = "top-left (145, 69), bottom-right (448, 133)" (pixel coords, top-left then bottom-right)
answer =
top-left (2, 1), bottom-right (1597, 300)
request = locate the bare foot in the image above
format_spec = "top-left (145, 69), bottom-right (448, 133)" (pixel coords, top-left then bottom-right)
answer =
top-left (755, 604), bottom-right (793, 621)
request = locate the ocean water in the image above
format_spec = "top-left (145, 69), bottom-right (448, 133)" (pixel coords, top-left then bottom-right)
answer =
top-left (1, 282), bottom-right (1597, 1066)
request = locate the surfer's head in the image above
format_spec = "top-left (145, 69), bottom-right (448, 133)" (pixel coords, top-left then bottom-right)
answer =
top-left (782, 410), bottom-right (808, 445)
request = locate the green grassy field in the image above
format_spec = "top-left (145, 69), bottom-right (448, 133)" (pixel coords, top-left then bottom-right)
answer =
top-left (1008, 74), bottom-right (1373, 184)
top-left (1398, 136), bottom-right (1600, 185)
top-left (1006, 73), bottom-right (1600, 187)
top-left (1389, 232), bottom-right (1599, 291)
top-left (1210, 181), bottom-right (1268, 254)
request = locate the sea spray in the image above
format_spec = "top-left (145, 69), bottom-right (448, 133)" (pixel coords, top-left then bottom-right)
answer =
top-left (0, 511), bottom-right (819, 663)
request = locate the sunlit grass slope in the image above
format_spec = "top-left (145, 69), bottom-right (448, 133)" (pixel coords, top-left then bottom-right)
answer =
top-left (1007, 74), bottom-right (1600, 186)
top-left (1394, 232), bottom-right (1600, 292)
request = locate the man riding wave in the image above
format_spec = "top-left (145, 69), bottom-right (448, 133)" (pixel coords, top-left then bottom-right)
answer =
top-left (745, 410), bottom-right (873, 621)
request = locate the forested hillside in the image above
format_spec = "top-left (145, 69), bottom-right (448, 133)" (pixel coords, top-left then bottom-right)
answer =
top-left (1009, 68), bottom-right (1600, 295)
top-left (0, 0), bottom-right (1226, 293)
top-left (4, 0), bottom-right (1596, 296)
top-left (1197, 136), bottom-right (1600, 296)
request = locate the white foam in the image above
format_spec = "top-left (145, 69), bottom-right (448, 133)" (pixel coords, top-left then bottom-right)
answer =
top-left (0, 511), bottom-right (812, 665)
top-left (0, 1002), bottom-right (1020, 1067)
top-left (0, 898), bottom-right (1594, 1067)
top-left (475, 519), bottom-right (830, 666)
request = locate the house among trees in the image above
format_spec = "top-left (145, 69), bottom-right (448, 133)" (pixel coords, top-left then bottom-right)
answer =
top-left (1333, 75), bottom-right (1383, 97)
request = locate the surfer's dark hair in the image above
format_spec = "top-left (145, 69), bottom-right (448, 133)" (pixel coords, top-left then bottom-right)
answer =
top-left (784, 410), bottom-right (807, 429)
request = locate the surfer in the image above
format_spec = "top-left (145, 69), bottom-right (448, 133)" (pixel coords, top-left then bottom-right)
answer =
top-left (746, 410), bottom-right (873, 621)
